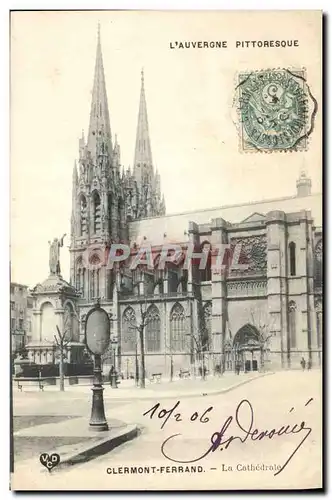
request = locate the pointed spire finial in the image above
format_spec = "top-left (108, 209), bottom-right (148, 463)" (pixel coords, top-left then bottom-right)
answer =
top-left (134, 68), bottom-right (152, 180)
top-left (133, 68), bottom-right (165, 217)
top-left (299, 162), bottom-right (308, 178)
top-left (87, 26), bottom-right (112, 161)
top-left (97, 22), bottom-right (101, 43)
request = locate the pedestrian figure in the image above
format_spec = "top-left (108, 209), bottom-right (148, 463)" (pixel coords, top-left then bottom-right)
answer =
top-left (109, 365), bottom-right (115, 384)
top-left (109, 365), bottom-right (118, 388)
top-left (307, 359), bottom-right (312, 371)
top-left (300, 357), bottom-right (306, 371)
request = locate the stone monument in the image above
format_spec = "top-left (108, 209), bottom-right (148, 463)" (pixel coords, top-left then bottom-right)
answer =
top-left (25, 234), bottom-right (85, 374)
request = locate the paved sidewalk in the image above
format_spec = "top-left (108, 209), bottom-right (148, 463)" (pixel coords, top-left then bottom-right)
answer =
top-left (14, 417), bottom-right (138, 474)
top-left (13, 372), bottom-right (273, 400)
top-left (12, 372), bottom-right (274, 475)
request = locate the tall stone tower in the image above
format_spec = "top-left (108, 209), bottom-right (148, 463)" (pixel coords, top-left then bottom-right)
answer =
top-left (70, 28), bottom-right (166, 301)
top-left (70, 26), bottom-right (127, 302)
top-left (296, 167), bottom-right (312, 197)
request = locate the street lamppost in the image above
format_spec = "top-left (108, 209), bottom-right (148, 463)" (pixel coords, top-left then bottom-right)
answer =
top-left (126, 357), bottom-right (129, 380)
top-left (234, 342), bottom-right (240, 374)
top-left (112, 345), bottom-right (116, 369)
top-left (85, 300), bottom-right (111, 432)
top-left (170, 353), bottom-right (174, 382)
top-left (135, 342), bottom-right (139, 387)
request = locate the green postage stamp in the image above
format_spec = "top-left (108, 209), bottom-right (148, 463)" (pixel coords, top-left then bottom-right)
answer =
top-left (235, 69), bottom-right (317, 153)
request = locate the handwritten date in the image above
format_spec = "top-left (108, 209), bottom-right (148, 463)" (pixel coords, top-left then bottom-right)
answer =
top-left (143, 401), bottom-right (213, 429)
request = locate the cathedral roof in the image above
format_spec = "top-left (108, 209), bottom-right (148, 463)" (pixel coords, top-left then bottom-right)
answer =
top-left (128, 192), bottom-right (322, 246)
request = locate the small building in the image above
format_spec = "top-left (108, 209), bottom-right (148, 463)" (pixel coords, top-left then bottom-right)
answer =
top-left (10, 282), bottom-right (33, 354)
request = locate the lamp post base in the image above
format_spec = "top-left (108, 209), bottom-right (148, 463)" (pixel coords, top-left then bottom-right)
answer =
top-left (89, 355), bottom-right (109, 432)
top-left (89, 386), bottom-right (109, 431)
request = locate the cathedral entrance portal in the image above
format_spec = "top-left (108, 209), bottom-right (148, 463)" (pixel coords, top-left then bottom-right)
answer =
top-left (232, 324), bottom-right (261, 373)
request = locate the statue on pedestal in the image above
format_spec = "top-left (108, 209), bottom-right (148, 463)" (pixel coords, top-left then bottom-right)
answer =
top-left (48, 234), bottom-right (66, 275)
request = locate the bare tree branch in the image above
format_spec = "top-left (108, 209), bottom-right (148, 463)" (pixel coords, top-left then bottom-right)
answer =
top-left (63, 338), bottom-right (71, 348)
top-left (56, 325), bottom-right (66, 342)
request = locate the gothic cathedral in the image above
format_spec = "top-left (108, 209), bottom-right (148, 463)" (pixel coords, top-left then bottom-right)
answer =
top-left (30, 28), bottom-right (323, 377)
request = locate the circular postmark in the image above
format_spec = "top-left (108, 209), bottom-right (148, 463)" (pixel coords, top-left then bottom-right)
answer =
top-left (235, 69), bottom-right (317, 152)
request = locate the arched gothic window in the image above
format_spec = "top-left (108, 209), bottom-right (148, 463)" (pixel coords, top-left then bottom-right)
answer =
top-left (144, 273), bottom-right (155, 295)
top-left (118, 198), bottom-right (125, 235)
top-left (89, 271), bottom-right (94, 299)
top-left (315, 299), bottom-right (322, 348)
top-left (289, 301), bottom-right (297, 348)
top-left (289, 242), bottom-right (296, 276)
top-left (76, 266), bottom-right (81, 292)
top-left (233, 324), bottom-right (259, 347)
top-left (181, 270), bottom-right (188, 293)
top-left (146, 305), bottom-right (161, 352)
top-left (89, 261), bottom-right (100, 300)
top-left (203, 302), bottom-right (212, 350)
top-left (170, 303), bottom-right (186, 352)
top-left (75, 257), bottom-right (85, 297)
top-left (122, 307), bottom-right (137, 352)
top-left (314, 240), bottom-right (323, 288)
top-left (108, 194), bottom-right (112, 234)
top-left (93, 192), bottom-right (101, 234)
top-left (80, 195), bottom-right (87, 236)
top-left (96, 269), bottom-right (100, 297)
top-left (81, 268), bottom-right (86, 297)
top-left (168, 268), bottom-right (179, 294)
top-left (200, 242), bottom-right (212, 282)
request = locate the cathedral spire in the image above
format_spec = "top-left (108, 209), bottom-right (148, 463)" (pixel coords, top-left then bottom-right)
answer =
top-left (133, 68), bottom-right (153, 185)
top-left (87, 24), bottom-right (112, 162)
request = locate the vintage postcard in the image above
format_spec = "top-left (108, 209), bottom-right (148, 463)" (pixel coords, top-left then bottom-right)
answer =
top-left (10, 10), bottom-right (323, 491)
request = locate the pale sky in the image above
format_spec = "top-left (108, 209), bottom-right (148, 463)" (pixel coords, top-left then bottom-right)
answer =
top-left (10, 10), bottom-right (322, 287)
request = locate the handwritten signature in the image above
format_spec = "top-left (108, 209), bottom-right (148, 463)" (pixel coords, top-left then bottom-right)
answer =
top-left (143, 398), bottom-right (314, 476)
